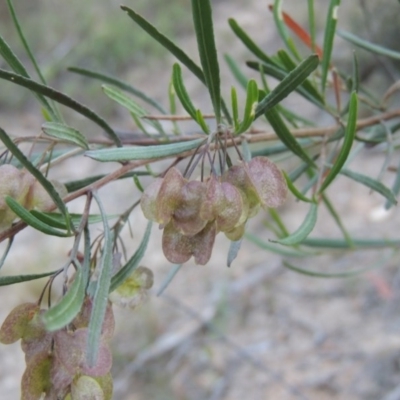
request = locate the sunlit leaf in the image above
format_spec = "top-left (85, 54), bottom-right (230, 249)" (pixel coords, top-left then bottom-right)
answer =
top-left (42, 122), bottom-right (89, 149)
top-left (5, 197), bottom-right (71, 237)
top-left (42, 266), bottom-right (85, 331)
top-left (86, 138), bottom-right (206, 162)
top-left (255, 54), bottom-right (319, 118)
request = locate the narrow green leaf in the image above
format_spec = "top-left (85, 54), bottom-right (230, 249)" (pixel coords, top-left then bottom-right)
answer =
top-left (247, 60), bottom-right (323, 107)
top-left (340, 168), bottom-right (397, 205)
top-left (191, 0), bottom-right (221, 121)
top-left (0, 69), bottom-right (122, 147)
top-left (172, 63), bottom-right (197, 121)
top-left (156, 264), bottom-right (183, 296)
top-left (86, 138), bottom-right (205, 162)
top-left (283, 171), bottom-right (313, 202)
top-left (42, 122), bottom-right (89, 149)
top-left (283, 261), bottom-right (372, 278)
top-left (319, 91), bottom-right (358, 192)
top-left (264, 107), bottom-right (315, 166)
top-left (236, 79), bottom-right (258, 134)
top-left (277, 50), bottom-right (324, 105)
top-left (276, 202), bottom-right (318, 245)
top-left (30, 210), bottom-right (69, 230)
top-left (0, 270), bottom-right (57, 286)
top-left (228, 19), bottom-right (276, 65)
top-left (255, 54), bottom-right (319, 118)
top-left (110, 221), bottom-right (152, 292)
top-left (42, 266), bottom-right (85, 331)
top-left (87, 192), bottom-right (114, 366)
top-left (0, 127), bottom-right (72, 230)
top-left (337, 30), bottom-right (400, 60)
top-left (301, 237), bottom-right (400, 248)
top-left (321, 0), bottom-right (341, 91)
top-left (245, 233), bottom-right (312, 257)
top-left (5, 197), bottom-right (71, 237)
top-left (0, 35), bottom-right (57, 120)
top-left (133, 175), bottom-right (144, 193)
top-left (225, 54), bottom-right (248, 89)
top-left (307, 0), bottom-right (316, 53)
top-left (102, 85), bottom-right (164, 135)
top-left (67, 66), bottom-right (166, 114)
top-left (231, 87), bottom-right (240, 131)
top-left (195, 110), bottom-right (210, 134)
top-left (121, 5), bottom-right (232, 124)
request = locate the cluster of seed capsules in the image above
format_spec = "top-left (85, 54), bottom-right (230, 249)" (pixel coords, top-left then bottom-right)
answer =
top-left (0, 299), bottom-right (114, 399)
top-left (141, 156), bottom-right (288, 265)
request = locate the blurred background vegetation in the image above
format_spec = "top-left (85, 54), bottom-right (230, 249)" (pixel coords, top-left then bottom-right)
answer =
top-left (0, 0), bottom-right (192, 117)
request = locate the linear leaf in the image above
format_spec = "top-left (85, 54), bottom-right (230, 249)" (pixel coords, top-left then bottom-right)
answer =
top-left (236, 79), bottom-right (258, 134)
top-left (0, 69), bottom-right (122, 147)
top-left (277, 50), bottom-right (324, 105)
top-left (86, 138), bottom-right (205, 162)
top-left (110, 221), bottom-right (152, 292)
top-left (283, 261), bottom-right (372, 278)
top-left (67, 66), bottom-right (166, 113)
top-left (87, 192), bottom-right (114, 366)
top-left (247, 60), bottom-right (323, 107)
top-left (156, 264), bottom-right (183, 296)
top-left (319, 91), bottom-right (358, 192)
top-left (321, 0), bottom-right (341, 91)
top-left (0, 270), bottom-right (56, 286)
top-left (264, 107), bottom-right (315, 166)
top-left (121, 5), bottom-right (232, 124)
top-left (340, 168), bottom-right (397, 205)
top-left (283, 171), bottom-right (313, 202)
top-left (301, 237), bottom-right (400, 248)
top-left (5, 197), bottom-right (71, 237)
top-left (255, 54), bottom-right (319, 118)
top-left (337, 30), bottom-right (400, 60)
top-left (101, 85), bottom-right (164, 135)
top-left (191, 0), bottom-right (221, 121)
top-left (172, 63), bottom-right (197, 121)
top-left (0, 127), bottom-right (72, 231)
top-left (42, 122), bottom-right (89, 149)
top-left (228, 19), bottom-right (276, 65)
top-left (42, 266), bottom-right (85, 331)
top-left (276, 202), bottom-right (318, 245)
top-left (245, 233), bottom-right (312, 257)
top-left (224, 54), bottom-right (248, 89)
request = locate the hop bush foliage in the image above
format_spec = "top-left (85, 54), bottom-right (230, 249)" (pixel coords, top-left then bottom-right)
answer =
top-left (0, 0), bottom-right (400, 398)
